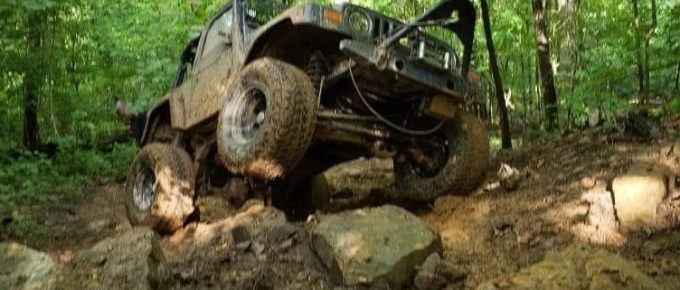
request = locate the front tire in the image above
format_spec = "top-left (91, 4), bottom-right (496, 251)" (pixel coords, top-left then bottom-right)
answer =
top-left (126, 143), bottom-right (196, 234)
top-left (217, 57), bottom-right (317, 180)
top-left (394, 111), bottom-right (489, 200)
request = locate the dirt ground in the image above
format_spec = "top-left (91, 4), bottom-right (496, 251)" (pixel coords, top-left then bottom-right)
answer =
top-left (1, 126), bottom-right (679, 289)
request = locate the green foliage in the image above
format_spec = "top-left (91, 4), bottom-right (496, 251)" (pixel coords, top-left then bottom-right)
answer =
top-left (669, 96), bottom-right (680, 115)
top-left (0, 142), bottom-right (137, 212)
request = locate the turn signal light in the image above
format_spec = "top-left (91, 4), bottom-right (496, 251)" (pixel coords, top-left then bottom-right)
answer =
top-left (324, 9), bottom-right (343, 24)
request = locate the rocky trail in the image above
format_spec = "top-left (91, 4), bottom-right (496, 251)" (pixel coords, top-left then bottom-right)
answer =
top-left (2, 126), bottom-right (680, 290)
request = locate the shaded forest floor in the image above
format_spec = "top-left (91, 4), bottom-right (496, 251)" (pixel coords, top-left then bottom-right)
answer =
top-left (1, 121), bottom-right (679, 289)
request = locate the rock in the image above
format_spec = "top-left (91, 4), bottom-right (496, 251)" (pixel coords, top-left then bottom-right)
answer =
top-left (483, 181), bottom-right (501, 192)
top-left (312, 205), bottom-right (441, 288)
top-left (579, 177), bottom-right (596, 189)
top-left (414, 253), bottom-right (443, 290)
top-left (498, 164), bottom-right (521, 190)
top-left (279, 238), bottom-right (295, 251)
top-left (672, 138), bottom-right (680, 159)
top-left (414, 257), bottom-right (466, 290)
top-left (612, 163), bottom-right (667, 231)
top-left (251, 241), bottom-right (265, 256)
top-left (87, 219), bottom-right (113, 232)
top-left (224, 177), bottom-right (250, 207)
top-left (437, 260), bottom-right (465, 283)
top-left (588, 111), bottom-right (602, 127)
top-left (577, 184), bottom-right (625, 246)
top-left (516, 232), bottom-right (533, 248)
top-left (268, 224), bottom-right (298, 243)
top-left (73, 227), bottom-right (169, 290)
top-left (230, 225), bottom-right (251, 244)
top-left (0, 243), bottom-right (62, 290)
top-left (506, 244), bottom-right (660, 290)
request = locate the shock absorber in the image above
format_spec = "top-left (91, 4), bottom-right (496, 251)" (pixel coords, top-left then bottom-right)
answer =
top-left (306, 50), bottom-right (328, 95)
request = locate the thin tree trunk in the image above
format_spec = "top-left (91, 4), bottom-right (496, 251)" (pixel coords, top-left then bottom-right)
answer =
top-left (557, 0), bottom-right (579, 96)
top-left (532, 0), bottom-right (559, 131)
top-left (631, 0), bottom-right (645, 102)
top-left (571, 44), bottom-right (580, 95)
top-left (521, 56), bottom-right (528, 121)
top-left (479, 0), bottom-right (510, 148)
top-left (676, 61), bottom-right (680, 90)
top-left (23, 12), bottom-right (42, 150)
top-left (642, 0), bottom-right (657, 103)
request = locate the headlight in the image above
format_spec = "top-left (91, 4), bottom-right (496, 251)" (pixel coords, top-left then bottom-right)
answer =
top-left (348, 10), bottom-right (371, 35)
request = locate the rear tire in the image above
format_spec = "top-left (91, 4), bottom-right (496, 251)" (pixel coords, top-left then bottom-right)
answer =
top-left (393, 111), bottom-right (489, 200)
top-left (217, 57), bottom-right (317, 180)
top-left (126, 143), bottom-right (196, 234)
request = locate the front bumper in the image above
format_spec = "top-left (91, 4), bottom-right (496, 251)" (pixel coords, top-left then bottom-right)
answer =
top-left (339, 39), bottom-right (472, 104)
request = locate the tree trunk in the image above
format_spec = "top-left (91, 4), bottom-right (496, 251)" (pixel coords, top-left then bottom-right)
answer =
top-left (631, 0), bottom-right (646, 102)
top-left (532, 0), bottom-right (559, 131)
top-left (23, 12), bottom-right (42, 150)
top-left (642, 0), bottom-right (657, 103)
top-left (676, 61), bottom-right (680, 90)
top-left (557, 0), bottom-right (579, 95)
top-left (480, 0), bottom-right (511, 149)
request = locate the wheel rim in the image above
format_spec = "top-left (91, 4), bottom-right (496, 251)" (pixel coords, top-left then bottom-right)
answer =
top-left (133, 167), bottom-right (156, 210)
top-left (223, 87), bottom-right (268, 145)
top-left (406, 136), bottom-right (450, 178)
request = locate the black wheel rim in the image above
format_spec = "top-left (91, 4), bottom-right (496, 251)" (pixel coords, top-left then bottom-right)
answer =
top-left (407, 135), bottom-right (450, 178)
top-left (224, 87), bottom-right (268, 145)
top-left (133, 167), bottom-right (156, 210)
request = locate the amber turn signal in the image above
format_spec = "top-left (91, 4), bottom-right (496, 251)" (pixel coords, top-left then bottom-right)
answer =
top-left (324, 9), bottom-right (343, 24)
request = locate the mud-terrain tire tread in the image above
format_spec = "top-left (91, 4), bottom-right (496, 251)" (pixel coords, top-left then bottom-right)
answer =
top-left (217, 57), bottom-right (317, 180)
top-left (394, 111), bottom-right (489, 200)
top-left (126, 143), bottom-right (196, 234)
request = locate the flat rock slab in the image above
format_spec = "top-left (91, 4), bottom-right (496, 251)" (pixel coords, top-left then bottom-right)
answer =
top-left (507, 244), bottom-right (660, 290)
top-left (0, 243), bottom-right (62, 290)
top-left (72, 227), bottom-right (169, 290)
top-left (612, 163), bottom-right (667, 231)
top-left (312, 205), bottom-right (441, 288)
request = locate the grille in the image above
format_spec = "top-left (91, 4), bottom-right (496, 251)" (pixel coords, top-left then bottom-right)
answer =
top-left (409, 32), bottom-right (451, 71)
top-left (372, 17), bottom-right (395, 38)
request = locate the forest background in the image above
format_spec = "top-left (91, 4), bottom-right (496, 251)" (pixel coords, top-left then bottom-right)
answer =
top-left (1, 0), bottom-right (678, 220)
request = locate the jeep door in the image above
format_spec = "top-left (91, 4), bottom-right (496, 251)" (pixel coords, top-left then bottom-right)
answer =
top-left (181, 4), bottom-right (238, 130)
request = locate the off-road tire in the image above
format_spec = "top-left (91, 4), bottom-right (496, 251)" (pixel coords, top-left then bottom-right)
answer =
top-left (394, 111), bottom-right (489, 200)
top-left (217, 57), bottom-right (317, 180)
top-left (126, 143), bottom-right (196, 234)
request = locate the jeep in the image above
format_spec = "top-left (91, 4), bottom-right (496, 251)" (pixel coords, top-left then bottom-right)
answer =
top-left (120, 0), bottom-right (489, 233)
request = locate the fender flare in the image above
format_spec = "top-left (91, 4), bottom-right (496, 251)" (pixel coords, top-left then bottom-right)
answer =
top-left (138, 99), bottom-right (170, 145)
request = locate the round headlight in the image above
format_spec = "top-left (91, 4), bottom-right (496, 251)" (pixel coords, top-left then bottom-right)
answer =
top-left (348, 10), bottom-right (371, 35)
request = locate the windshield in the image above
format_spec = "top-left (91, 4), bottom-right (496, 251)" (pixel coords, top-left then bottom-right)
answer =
top-left (245, 0), bottom-right (288, 24)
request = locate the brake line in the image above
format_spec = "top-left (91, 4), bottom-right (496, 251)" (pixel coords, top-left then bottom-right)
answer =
top-left (348, 60), bottom-right (444, 136)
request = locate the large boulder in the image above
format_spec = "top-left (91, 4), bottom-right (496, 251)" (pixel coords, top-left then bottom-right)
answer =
top-left (611, 163), bottom-right (667, 231)
top-left (0, 243), bottom-right (62, 290)
top-left (506, 244), bottom-right (660, 290)
top-left (312, 205), bottom-right (441, 288)
top-left (72, 227), bottom-right (169, 290)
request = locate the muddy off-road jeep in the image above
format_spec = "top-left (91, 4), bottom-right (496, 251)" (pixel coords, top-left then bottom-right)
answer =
top-left (121, 0), bottom-right (489, 233)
